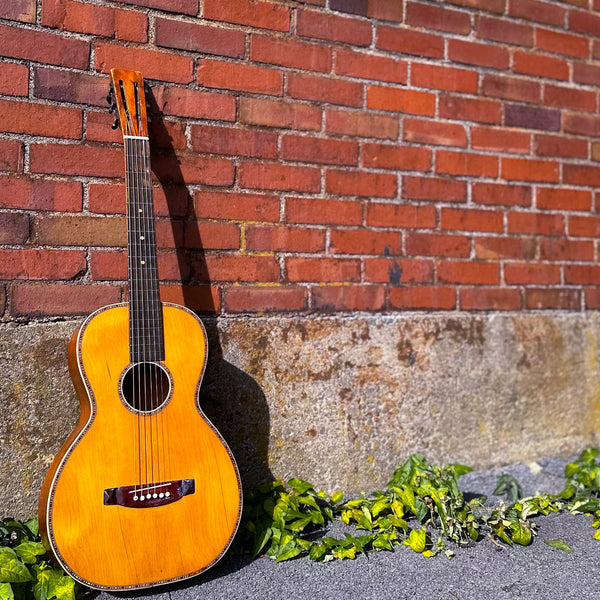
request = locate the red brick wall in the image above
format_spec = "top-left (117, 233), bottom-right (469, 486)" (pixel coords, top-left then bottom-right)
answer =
top-left (1, 0), bottom-right (600, 316)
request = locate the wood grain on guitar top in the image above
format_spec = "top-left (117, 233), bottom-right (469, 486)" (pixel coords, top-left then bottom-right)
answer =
top-left (38, 303), bottom-right (242, 590)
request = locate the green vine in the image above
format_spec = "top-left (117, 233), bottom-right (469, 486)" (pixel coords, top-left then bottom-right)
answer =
top-left (3, 448), bottom-right (600, 598)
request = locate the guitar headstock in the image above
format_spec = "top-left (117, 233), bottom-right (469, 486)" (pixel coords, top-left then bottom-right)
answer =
top-left (108, 69), bottom-right (148, 138)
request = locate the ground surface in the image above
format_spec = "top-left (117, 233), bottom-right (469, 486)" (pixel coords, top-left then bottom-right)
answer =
top-left (95, 457), bottom-right (600, 600)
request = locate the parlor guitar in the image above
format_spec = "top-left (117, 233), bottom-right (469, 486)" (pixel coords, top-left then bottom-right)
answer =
top-left (38, 69), bottom-right (242, 590)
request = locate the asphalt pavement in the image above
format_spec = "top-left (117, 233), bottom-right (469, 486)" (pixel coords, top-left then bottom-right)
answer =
top-left (95, 457), bottom-right (600, 600)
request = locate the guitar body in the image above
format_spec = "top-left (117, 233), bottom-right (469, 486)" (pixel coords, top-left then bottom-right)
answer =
top-left (39, 302), bottom-right (242, 590)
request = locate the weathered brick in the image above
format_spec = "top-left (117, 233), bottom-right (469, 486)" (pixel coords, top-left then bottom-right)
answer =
top-left (405, 1), bottom-right (470, 33)
top-left (438, 261), bottom-right (499, 285)
top-left (563, 112), bottom-right (600, 137)
top-left (246, 225), bottom-right (325, 252)
top-left (448, 39), bottom-right (510, 69)
top-left (281, 135), bottom-right (358, 166)
top-left (252, 34), bottom-right (331, 72)
top-left (460, 288), bottom-right (521, 310)
top-left (405, 232), bottom-right (470, 257)
top-left (436, 151), bottom-right (498, 177)
top-left (525, 289), bottom-right (581, 310)
top-left (472, 182), bottom-right (531, 207)
top-left (0, 249), bottom-right (85, 280)
top-left (367, 0), bottom-right (403, 22)
top-left (335, 48), bottom-right (407, 84)
top-left (0, 176), bottom-right (82, 211)
top-left (297, 9), bottom-right (371, 45)
top-left (570, 8), bottom-right (600, 36)
top-left (109, 0), bottom-right (197, 15)
top-left (446, 0), bottom-right (506, 12)
top-left (505, 103), bottom-right (561, 131)
top-left (361, 143), bottom-right (431, 171)
top-left (312, 285), bottom-right (386, 311)
top-left (482, 73), bottom-right (540, 103)
top-left (331, 0), bottom-right (368, 15)
top-left (225, 286), bottom-right (307, 312)
top-left (403, 118), bottom-right (467, 147)
top-left (504, 262), bottom-right (560, 285)
top-left (326, 109), bottom-right (398, 139)
top-left (197, 255), bottom-right (280, 282)
top-left (287, 73), bottom-right (363, 107)
top-left (441, 207), bottom-right (503, 233)
top-left (190, 125), bottom-right (278, 158)
top-left (239, 97), bottom-right (321, 131)
top-left (330, 229), bottom-right (402, 255)
top-left (508, 0), bottom-right (565, 26)
top-left (198, 59), bottom-right (282, 95)
top-left (535, 27), bottom-right (588, 57)
top-left (30, 144), bottom-right (123, 178)
top-left (377, 25), bottom-right (444, 58)
top-left (32, 214), bottom-right (126, 247)
top-left (285, 197), bottom-right (363, 226)
top-left (34, 68), bottom-right (107, 106)
top-left (403, 176), bottom-right (467, 203)
top-left (573, 62), bottom-right (600, 86)
top-left (0, 139), bottom-right (23, 172)
top-left (569, 215), bottom-right (600, 237)
top-left (534, 134), bottom-right (588, 158)
top-left (502, 157), bottom-right (559, 182)
top-left (472, 126), bottom-right (530, 154)
top-left (364, 257), bottom-right (434, 284)
top-left (155, 17), bottom-right (244, 57)
top-left (544, 84), bottom-right (596, 112)
top-left (507, 211), bottom-right (564, 236)
top-left (239, 162), bottom-right (321, 193)
top-left (151, 85), bottom-right (235, 121)
top-left (326, 169), bottom-right (397, 198)
top-left (411, 63), bottom-right (478, 93)
top-left (0, 23), bottom-right (89, 68)
top-left (0, 213), bottom-right (29, 244)
top-left (389, 286), bottom-right (456, 310)
top-left (203, 0), bottom-right (290, 32)
top-left (0, 0), bottom-right (35, 22)
top-left (513, 50), bottom-right (569, 81)
top-left (160, 285), bottom-right (220, 313)
top-left (439, 94), bottom-right (502, 124)
top-left (95, 42), bottom-right (194, 84)
top-left (151, 153), bottom-right (235, 186)
top-left (367, 85), bottom-right (436, 116)
top-left (474, 236), bottom-right (536, 260)
top-left (565, 265), bottom-right (600, 285)
top-left (564, 164), bottom-right (600, 186)
top-left (286, 257), bottom-right (361, 282)
top-left (0, 62), bottom-right (28, 96)
top-left (194, 191), bottom-right (279, 222)
top-left (476, 15), bottom-right (533, 46)
top-left (366, 203), bottom-right (436, 229)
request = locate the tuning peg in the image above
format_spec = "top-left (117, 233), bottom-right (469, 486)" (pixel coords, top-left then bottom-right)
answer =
top-left (111, 115), bottom-right (120, 130)
top-left (106, 83), bottom-right (114, 106)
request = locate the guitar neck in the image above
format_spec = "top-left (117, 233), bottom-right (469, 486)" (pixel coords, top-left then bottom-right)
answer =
top-left (125, 135), bottom-right (164, 363)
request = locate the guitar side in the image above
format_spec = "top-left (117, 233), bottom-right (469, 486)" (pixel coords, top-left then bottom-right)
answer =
top-left (38, 302), bottom-right (242, 590)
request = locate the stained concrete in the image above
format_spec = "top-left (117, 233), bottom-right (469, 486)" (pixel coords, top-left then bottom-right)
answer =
top-left (2, 313), bottom-right (600, 518)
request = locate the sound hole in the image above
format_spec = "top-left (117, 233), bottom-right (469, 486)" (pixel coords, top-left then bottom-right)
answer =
top-left (121, 362), bottom-right (170, 413)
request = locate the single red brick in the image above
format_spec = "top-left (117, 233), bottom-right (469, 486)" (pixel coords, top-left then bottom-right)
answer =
top-left (537, 188), bottom-right (591, 211)
top-left (0, 176), bottom-right (82, 211)
top-left (151, 85), bottom-right (235, 121)
top-left (439, 94), bottom-right (502, 124)
top-left (0, 62), bottom-right (28, 96)
top-left (405, 232), bottom-right (470, 257)
top-left (534, 134), bottom-right (588, 158)
top-left (389, 286), bottom-right (456, 310)
top-left (95, 42), bottom-right (193, 84)
top-left (376, 25), bottom-right (444, 58)
top-left (155, 17), bottom-right (244, 57)
top-left (286, 257), bottom-right (361, 282)
top-left (297, 9), bottom-right (371, 45)
top-left (446, 0), bottom-right (506, 13)
top-left (472, 182), bottom-right (531, 207)
top-left (405, 1), bottom-right (470, 33)
top-left (326, 169), bottom-right (397, 198)
top-left (364, 257), bottom-right (434, 283)
top-left (197, 254), bottom-right (280, 282)
top-left (504, 103), bottom-right (561, 131)
top-left (148, 119), bottom-right (188, 151)
top-left (182, 222), bottom-right (240, 250)
top-left (564, 164), bottom-right (600, 186)
top-left (411, 63), bottom-right (478, 93)
top-left (436, 151), bottom-right (499, 177)
top-left (285, 197), bottom-right (363, 226)
top-left (225, 286), bottom-right (307, 312)
top-left (563, 112), bottom-right (600, 136)
top-left (544, 84), bottom-right (596, 112)
top-left (239, 97), bottom-right (321, 131)
top-left (245, 225), bottom-right (325, 252)
top-left (403, 118), bottom-right (467, 147)
top-left (31, 214), bottom-right (125, 246)
top-left (565, 265), bottom-right (600, 285)
top-left (330, 0), bottom-right (368, 17)
top-left (471, 125), bottom-right (530, 153)
top-left (513, 51), bottom-right (569, 81)
top-left (194, 191), bottom-right (279, 222)
top-left (0, 99), bottom-right (82, 138)
top-left (312, 285), bottom-right (386, 311)
top-left (474, 236), bottom-right (536, 260)
top-left (586, 289), bottom-right (600, 309)
top-left (569, 215), bottom-right (600, 237)
top-left (573, 62), bottom-right (600, 86)
top-left (367, 0), bottom-right (404, 22)
top-left (502, 157), bottom-right (559, 182)
top-left (367, 85), bottom-right (435, 116)
top-left (11, 283), bottom-right (122, 316)
top-left (252, 34), bottom-right (331, 72)
top-left (594, 142), bottom-right (600, 162)
top-left (151, 153), bottom-right (234, 186)
top-left (367, 203), bottom-right (436, 228)
top-left (361, 143), bottom-right (431, 171)
top-left (0, 23), bottom-right (89, 68)
top-left (476, 15), bottom-right (533, 46)
top-left (239, 162), bottom-right (321, 193)
top-left (508, 0), bottom-right (565, 26)
top-left (525, 288), bottom-right (581, 310)
top-left (190, 125), bottom-right (277, 159)
top-left (42, 0), bottom-right (147, 41)
top-left (330, 229), bottom-right (402, 254)
top-left (287, 73), bottom-right (363, 107)
top-left (83, 111), bottom-right (121, 144)
top-left (535, 26), bottom-right (589, 57)
top-left (198, 59), bottom-right (282, 95)
top-left (507, 211), bottom-right (564, 236)
top-left (594, 39), bottom-right (600, 59)
top-left (540, 238), bottom-right (593, 261)
top-left (570, 8), bottom-right (600, 36)
top-left (335, 48), bottom-right (407, 84)
top-left (403, 176), bottom-right (467, 202)
top-left (448, 39), bottom-right (510, 69)
top-left (160, 285), bottom-right (220, 313)
top-left (0, 139), bottom-right (23, 172)
top-left (481, 73), bottom-right (540, 103)
top-left (0, 0), bottom-right (35, 22)
top-left (281, 135), bottom-right (358, 166)
top-left (203, 0), bottom-right (289, 32)
top-left (33, 67), bottom-right (107, 106)
top-left (155, 220), bottom-right (185, 249)
top-left (505, 262), bottom-right (560, 285)
top-left (109, 0), bottom-right (197, 14)
top-left (438, 261), bottom-right (499, 285)
top-left (460, 287), bottom-right (522, 310)
top-left (30, 144), bottom-right (123, 178)
top-left (441, 207), bottom-right (503, 233)
top-left (0, 213), bottom-right (29, 244)
top-left (326, 109), bottom-right (398, 139)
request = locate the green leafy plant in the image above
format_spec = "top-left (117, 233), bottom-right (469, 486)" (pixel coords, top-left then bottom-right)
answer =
top-left (0, 518), bottom-right (75, 600)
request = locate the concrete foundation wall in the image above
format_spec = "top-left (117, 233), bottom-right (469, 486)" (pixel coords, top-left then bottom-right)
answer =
top-left (3, 312), bottom-right (599, 518)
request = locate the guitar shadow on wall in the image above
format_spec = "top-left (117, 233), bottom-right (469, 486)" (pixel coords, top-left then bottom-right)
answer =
top-left (145, 94), bottom-right (275, 497)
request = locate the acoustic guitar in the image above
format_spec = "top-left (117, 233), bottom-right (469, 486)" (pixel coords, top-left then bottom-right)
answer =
top-left (38, 69), bottom-right (242, 590)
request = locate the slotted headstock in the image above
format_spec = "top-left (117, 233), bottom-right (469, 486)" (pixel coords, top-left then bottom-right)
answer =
top-left (109, 69), bottom-right (148, 138)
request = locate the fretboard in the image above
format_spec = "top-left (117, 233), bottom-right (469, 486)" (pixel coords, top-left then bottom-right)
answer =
top-left (125, 136), bottom-right (164, 363)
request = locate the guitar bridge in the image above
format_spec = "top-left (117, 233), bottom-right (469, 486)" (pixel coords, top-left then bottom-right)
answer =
top-left (103, 479), bottom-right (195, 508)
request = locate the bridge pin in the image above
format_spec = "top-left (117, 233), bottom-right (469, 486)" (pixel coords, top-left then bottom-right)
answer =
top-left (153, 493), bottom-right (158, 499)
top-left (140, 495), bottom-right (145, 501)
top-left (133, 495), bottom-right (139, 501)
top-left (159, 493), bottom-right (164, 498)
top-left (165, 491), bottom-right (170, 497)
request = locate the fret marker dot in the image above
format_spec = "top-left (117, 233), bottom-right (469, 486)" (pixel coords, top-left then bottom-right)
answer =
top-left (141, 260), bottom-right (145, 265)
top-left (140, 236), bottom-right (144, 240)
top-left (138, 209), bottom-right (142, 213)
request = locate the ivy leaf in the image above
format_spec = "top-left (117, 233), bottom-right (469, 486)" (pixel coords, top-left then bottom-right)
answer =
top-left (14, 543), bottom-right (45, 565)
top-left (510, 520), bottom-right (532, 546)
top-left (0, 584), bottom-right (14, 600)
top-left (288, 479), bottom-right (314, 495)
top-left (544, 539), bottom-right (573, 553)
top-left (0, 549), bottom-right (32, 584)
top-left (331, 491), bottom-right (344, 504)
top-left (404, 529), bottom-right (426, 554)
